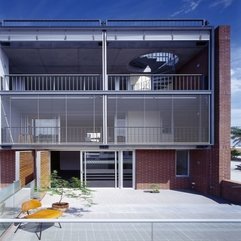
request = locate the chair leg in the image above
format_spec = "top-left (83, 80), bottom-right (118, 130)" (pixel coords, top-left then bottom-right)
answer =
top-left (35, 222), bottom-right (42, 240)
top-left (58, 222), bottom-right (62, 229)
top-left (14, 223), bottom-right (22, 234)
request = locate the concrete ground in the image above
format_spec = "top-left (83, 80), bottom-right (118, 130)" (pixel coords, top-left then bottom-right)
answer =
top-left (40, 188), bottom-right (241, 219)
top-left (1, 189), bottom-right (241, 241)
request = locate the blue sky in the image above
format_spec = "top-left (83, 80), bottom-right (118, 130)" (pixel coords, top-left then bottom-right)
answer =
top-left (0, 0), bottom-right (240, 126)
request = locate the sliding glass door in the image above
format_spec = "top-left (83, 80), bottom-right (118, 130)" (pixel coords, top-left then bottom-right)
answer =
top-left (82, 151), bottom-right (133, 188)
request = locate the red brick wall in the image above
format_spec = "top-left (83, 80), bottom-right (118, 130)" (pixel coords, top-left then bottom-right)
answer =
top-left (0, 150), bottom-right (15, 185)
top-left (186, 26), bottom-right (231, 196)
top-left (19, 151), bottom-right (35, 187)
top-left (136, 150), bottom-right (189, 189)
top-left (189, 149), bottom-right (210, 194)
top-left (209, 26), bottom-right (231, 196)
top-left (221, 180), bottom-right (241, 204)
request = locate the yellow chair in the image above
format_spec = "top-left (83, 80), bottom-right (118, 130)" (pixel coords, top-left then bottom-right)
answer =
top-left (21, 199), bottom-right (42, 215)
top-left (14, 199), bottom-right (62, 240)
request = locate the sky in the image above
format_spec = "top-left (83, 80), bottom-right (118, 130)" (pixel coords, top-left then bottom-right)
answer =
top-left (0, 0), bottom-right (240, 126)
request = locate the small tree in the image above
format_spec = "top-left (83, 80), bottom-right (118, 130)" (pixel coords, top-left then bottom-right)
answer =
top-left (50, 170), bottom-right (70, 204)
top-left (49, 170), bottom-right (92, 206)
top-left (231, 127), bottom-right (241, 147)
top-left (231, 149), bottom-right (241, 160)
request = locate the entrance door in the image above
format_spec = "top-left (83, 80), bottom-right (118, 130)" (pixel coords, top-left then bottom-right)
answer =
top-left (83, 152), bottom-right (117, 187)
top-left (82, 151), bottom-right (133, 188)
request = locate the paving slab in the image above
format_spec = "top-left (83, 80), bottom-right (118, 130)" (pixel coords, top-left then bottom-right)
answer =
top-left (1, 189), bottom-right (241, 241)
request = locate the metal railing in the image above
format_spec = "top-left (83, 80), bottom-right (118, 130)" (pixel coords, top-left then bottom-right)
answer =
top-left (3, 74), bottom-right (102, 91)
top-left (1, 127), bottom-right (209, 145)
top-left (108, 127), bottom-right (209, 144)
top-left (0, 19), bottom-right (101, 27)
top-left (106, 19), bottom-right (208, 27)
top-left (2, 74), bottom-right (207, 91)
top-left (108, 74), bottom-right (206, 91)
top-left (2, 127), bottom-right (103, 144)
top-left (0, 19), bottom-right (208, 28)
top-left (0, 219), bottom-right (241, 241)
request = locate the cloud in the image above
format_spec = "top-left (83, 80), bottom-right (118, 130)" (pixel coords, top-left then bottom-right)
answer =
top-left (209, 0), bottom-right (233, 8)
top-left (231, 47), bottom-right (241, 93)
top-left (231, 46), bottom-right (241, 126)
top-left (231, 108), bottom-right (241, 126)
top-left (171, 0), bottom-right (202, 17)
top-left (231, 68), bottom-right (241, 93)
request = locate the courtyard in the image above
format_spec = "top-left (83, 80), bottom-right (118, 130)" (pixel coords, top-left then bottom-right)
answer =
top-left (1, 189), bottom-right (241, 241)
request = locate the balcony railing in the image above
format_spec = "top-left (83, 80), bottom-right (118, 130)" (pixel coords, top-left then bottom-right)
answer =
top-left (1, 219), bottom-right (241, 241)
top-left (2, 74), bottom-right (102, 91)
top-left (0, 19), bottom-right (102, 27)
top-left (1, 74), bottom-right (207, 92)
top-left (108, 74), bottom-right (206, 91)
top-left (106, 19), bottom-right (208, 27)
top-left (0, 19), bottom-right (208, 28)
top-left (1, 127), bottom-right (209, 145)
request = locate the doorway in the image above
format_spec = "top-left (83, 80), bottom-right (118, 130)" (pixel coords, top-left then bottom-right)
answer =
top-left (82, 151), bottom-right (134, 188)
top-left (51, 151), bottom-right (80, 180)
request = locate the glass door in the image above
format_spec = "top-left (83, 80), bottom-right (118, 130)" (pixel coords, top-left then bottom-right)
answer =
top-left (83, 152), bottom-right (117, 187)
top-left (123, 151), bottom-right (133, 188)
top-left (82, 151), bottom-right (133, 188)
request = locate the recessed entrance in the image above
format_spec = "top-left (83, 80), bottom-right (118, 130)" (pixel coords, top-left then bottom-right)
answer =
top-left (51, 151), bottom-right (80, 180)
top-left (51, 151), bottom-right (134, 188)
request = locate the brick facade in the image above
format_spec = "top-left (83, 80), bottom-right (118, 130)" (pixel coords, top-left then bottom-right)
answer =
top-left (221, 180), bottom-right (241, 204)
top-left (207, 26), bottom-right (231, 196)
top-left (189, 149), bottom-right (211, 194)
top-left (0, 150), bottom-right (15, 186)
top-left (39, 151), bottom-right (50, 188)
top-left (19, 151), bottom-right (35, 187)
top-left (136, 150), bottom-right (189, 189)
top-left (179, 26), bottom-right (230, 195)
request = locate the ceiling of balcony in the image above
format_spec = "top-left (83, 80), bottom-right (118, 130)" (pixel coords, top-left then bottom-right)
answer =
top-left (1, 40), bottom-right (208, 74)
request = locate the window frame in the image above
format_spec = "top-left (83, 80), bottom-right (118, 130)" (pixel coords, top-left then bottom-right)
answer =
top-left (175, 150), bottom-right (189, 177)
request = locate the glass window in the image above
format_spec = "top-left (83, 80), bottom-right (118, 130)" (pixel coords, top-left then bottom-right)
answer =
top-left (176, 150), bottom-right (189, 176)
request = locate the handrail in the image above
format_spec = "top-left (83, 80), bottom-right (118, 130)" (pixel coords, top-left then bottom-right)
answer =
top-left (0, 218), bottom-right (240, 241)
top-left (0, 19), bottom-right (101, 27)
top-left (0, 19), bottom-right (208, 27)
top-left (1, 126), bottom-right (209, 144)
top-left (106, 19), bottom-right (208, 27)
top-left (5, 74), bottom-right (101, 77)
top-left (2, 73), bottom-right (207, 91)
top-left (1, 218), bottom-right (241, 223)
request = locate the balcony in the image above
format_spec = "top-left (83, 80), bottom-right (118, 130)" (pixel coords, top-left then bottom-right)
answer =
top-left (1, 126), bottom-right (209, 145)
top-left (1, 93), bottom-right (210, 146)
top-left (1, 74), bottom-right (207, 92)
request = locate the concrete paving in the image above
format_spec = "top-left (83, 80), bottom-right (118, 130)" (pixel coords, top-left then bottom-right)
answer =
top-left (40, 188), bottom-right (241, 220)
top-left (1, 189), bottom-right (241, 241)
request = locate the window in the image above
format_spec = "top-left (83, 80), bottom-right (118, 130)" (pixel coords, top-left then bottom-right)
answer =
top-left (176, 150), bottom-right (189, 176)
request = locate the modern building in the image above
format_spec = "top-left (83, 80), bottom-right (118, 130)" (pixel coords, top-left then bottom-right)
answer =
top-left (0, 19), bottom-right (230, 196)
